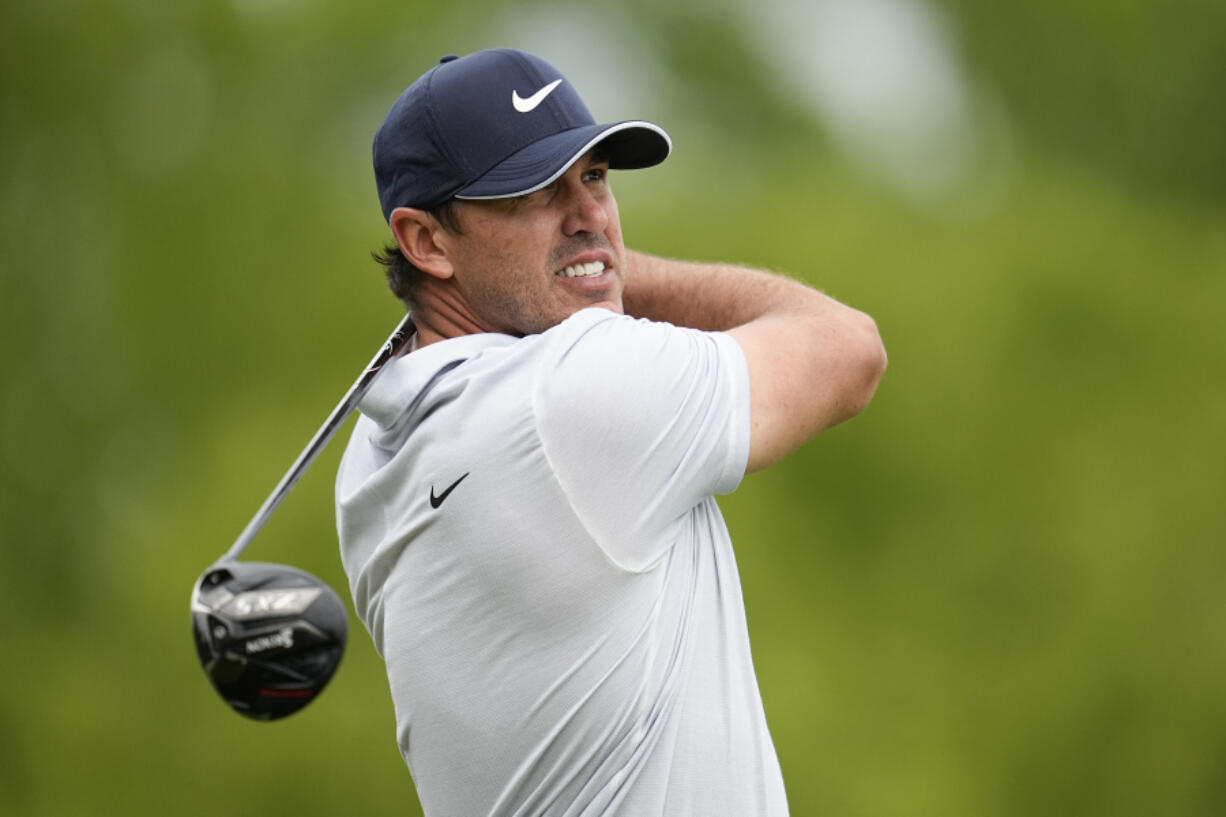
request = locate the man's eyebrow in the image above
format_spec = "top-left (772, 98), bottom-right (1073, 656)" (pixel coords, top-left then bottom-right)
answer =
top-left (499, 194), bottom-right (528, 212)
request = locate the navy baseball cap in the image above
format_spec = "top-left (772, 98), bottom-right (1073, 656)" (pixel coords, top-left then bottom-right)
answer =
top-left (373, 49), bottom-right (672, 220)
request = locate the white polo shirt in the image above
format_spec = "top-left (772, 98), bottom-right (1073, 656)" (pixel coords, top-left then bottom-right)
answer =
top-left (336, 307), bottom-right (787, 816)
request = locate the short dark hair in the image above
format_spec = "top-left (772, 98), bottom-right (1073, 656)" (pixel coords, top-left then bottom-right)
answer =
top-left (372, 199), bottom-right (464, 310)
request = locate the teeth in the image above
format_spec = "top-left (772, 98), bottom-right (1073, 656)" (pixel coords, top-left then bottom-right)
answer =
top-left (558, 261), bottom-right (605, 278)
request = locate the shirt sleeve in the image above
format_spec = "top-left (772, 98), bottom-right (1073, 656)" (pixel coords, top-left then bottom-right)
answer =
top-left (535, 309), bottom-right (751, 572)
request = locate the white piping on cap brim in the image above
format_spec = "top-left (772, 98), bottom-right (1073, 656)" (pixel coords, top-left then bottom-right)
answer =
top-left (454, 121), bottom-right (672, 201)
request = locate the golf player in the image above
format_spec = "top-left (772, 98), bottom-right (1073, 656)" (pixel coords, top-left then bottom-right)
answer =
top-left (335, 49), bottom-right (886, 816)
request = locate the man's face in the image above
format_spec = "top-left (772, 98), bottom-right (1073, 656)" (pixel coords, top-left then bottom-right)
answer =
top-left (438, 151), bottom-right (626, 336)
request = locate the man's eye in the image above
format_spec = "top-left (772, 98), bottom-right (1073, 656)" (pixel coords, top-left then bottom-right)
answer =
top-left (584, 167), bottom-right (608, 183)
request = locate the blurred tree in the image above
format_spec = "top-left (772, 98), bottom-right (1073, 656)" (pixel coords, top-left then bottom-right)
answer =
top-left (937, 0), bottom-right (1226, 200)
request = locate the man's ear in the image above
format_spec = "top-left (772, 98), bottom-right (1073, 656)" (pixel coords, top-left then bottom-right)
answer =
top-left (389, 207), bottom-right (455, 279)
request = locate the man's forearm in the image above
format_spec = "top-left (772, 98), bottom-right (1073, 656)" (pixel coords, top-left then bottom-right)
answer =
top-left (622, 249), bottom-right (838, 330)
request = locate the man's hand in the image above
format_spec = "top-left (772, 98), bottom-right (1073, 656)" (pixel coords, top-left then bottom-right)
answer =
top-left (623, 250), bottom-right (887, 473)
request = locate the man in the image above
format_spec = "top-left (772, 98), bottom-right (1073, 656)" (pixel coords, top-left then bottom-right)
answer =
top-left (336, 48), bottom-right (886, 816)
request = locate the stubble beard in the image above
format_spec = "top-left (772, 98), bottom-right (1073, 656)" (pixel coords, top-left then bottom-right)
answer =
top-left (477, 235), bottom-right (623, 337)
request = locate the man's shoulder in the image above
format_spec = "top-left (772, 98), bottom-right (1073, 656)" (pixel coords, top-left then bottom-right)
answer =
top-left (544, 306), bottom-right (627, 340)
top-left (538, 307), bottom-right (681, 356)
top-left (533, 308), bottom-right (746, 414)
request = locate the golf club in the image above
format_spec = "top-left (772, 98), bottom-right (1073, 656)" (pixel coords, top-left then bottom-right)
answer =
top-left (191, 313), bottom-right (415, 720)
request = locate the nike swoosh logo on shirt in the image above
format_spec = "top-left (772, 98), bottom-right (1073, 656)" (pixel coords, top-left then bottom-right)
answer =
top-left (512, 79), bottom-right (562, 113)
top-left (429, 473), bottom-right (470, 509)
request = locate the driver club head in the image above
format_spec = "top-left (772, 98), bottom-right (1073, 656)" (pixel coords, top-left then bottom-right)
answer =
top-left (191, 561), bottom-right (347, 721)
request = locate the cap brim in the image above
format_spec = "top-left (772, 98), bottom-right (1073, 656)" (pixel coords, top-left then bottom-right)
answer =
top-left (455, 121), bottom-right (671, 201)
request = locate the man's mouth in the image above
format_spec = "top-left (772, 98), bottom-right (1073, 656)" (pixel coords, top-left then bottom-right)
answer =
top-left (556, 261), bottom-right (606, 278)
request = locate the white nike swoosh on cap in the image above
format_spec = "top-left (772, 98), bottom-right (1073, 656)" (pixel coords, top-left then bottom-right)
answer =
top-left (512, 79), bottom-right (563, 113)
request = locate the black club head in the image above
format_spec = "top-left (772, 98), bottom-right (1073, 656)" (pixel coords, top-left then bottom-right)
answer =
top-left (191, 562), bottom-right (347, 721)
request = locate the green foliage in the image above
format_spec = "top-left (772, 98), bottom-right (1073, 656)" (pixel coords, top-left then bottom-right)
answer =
top-left (2, 1), bottom-right (1223, 815)
top-left (938, 0), bottom-right (1226, 200)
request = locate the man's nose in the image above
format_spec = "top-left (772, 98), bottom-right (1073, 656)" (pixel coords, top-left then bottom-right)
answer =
top-left (561, 185), bottom-right (609, 236)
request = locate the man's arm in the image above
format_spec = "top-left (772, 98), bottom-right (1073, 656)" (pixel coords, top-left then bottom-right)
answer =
top-left (622, 250), bottom-right (887, 473)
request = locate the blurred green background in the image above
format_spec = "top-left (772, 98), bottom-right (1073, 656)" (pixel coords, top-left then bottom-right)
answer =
top-left (3, 0), bottom-right (1224, 814)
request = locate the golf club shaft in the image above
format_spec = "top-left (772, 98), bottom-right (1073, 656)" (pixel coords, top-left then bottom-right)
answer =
top-left (221, 313), bottom-right (416, 563)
